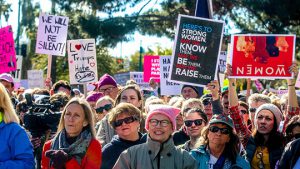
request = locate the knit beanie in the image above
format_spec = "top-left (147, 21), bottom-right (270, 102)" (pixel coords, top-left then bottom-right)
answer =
top-left (86, 92), bottom-right (103, 102)
top-left (146, 104), bottom-right (180, 131)
top-left (97, 74), bottom-right (117, 89)
top-left (254, 103), bottom-right (283, 130)
top-left (181, 85), bottom-right (201, 96)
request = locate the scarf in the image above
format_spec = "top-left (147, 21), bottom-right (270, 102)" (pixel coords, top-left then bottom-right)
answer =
top-left (50, 128), bottom-right (92, 165)
top-left (0, 112), bottom-right (3, 123)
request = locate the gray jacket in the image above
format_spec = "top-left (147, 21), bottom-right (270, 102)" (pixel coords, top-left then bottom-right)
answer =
top-left (113, 135), bottom-right (197, 169)
top-left (96, 114), bottom-right (116, 146)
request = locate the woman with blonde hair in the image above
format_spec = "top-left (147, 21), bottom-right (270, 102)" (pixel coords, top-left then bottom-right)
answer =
top-left (41, 97), bottom-right (102, 169)
top-left (0, 83), bottom-right (35, 168)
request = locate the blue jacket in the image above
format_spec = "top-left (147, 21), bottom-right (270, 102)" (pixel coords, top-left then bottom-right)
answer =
top-left (0, 121), bottom-right (35, 169)
top-left (190, 145), bottom-right (250, 169)
top-left (101, 133), bottom-right (145, 169)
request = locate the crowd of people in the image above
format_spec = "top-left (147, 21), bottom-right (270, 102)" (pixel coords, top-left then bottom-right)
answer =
top-left (0, 63), bottom-right (300, 169)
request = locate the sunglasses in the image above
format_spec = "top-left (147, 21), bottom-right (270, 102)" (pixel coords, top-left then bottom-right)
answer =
top-left (184, 119), bottom-right (204, 127)
top-left (249, 107), bottom-right (257, 113)
top-left (113, 116), bottom-right (139, 127)
top-left (202, 99), bottom-right (211, 106)
top-left (209, 126), bottom-right (230, 135)
top-left (95, 104), bottom-right (112, 114)
top-left (240, 110), bottom-right (248, 114)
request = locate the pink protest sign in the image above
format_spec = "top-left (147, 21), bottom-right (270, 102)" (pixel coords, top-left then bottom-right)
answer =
top-left (143, 55), bottom-right (160, 82)
top-left (0, 25), bottom-right (17, 74)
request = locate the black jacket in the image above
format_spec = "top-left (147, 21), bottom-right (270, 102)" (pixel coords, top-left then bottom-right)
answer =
top-left (277, 138), bottom-right (300, 169)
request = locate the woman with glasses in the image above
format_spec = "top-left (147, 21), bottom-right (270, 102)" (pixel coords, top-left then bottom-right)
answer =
top-left (180, 108), bottom-right (208, 151)
top-left (94, 96), bottom-right (114, 131)
top-left (41, 97), bottom-right (102, 169)
top-left (101, 103), bottom-right (145, 169)
top-left (191, 114), bottom-right (250, 169)
top-left (113, 104), bottom-right (197, 169)
top-left (96, 85), bottom-right (144, 146)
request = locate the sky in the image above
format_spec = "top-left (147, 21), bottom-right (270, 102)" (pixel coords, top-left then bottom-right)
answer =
top-left (2, 0), bottom-right (174, 58)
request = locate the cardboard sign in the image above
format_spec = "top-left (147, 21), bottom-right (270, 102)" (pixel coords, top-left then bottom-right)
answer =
top-left (169, 15), bottom-right (224, 87)
top-left (230, 34), bottom-right (295, 79)
top-left (0, 25), bottom-right (17, 74)
top-left (67, 39), bottom-right (98, 84)
top-left (159, 56), bottom-right (182, 95)
top-left (36, 13), bottom-right (69, 56)
top-left (130, 72), bottom-right (150, 89)
top-left (27, 70), bottom-right (44, 88)
top-left (11, 55), bottom-right (23, 82)
top-left (143, 55), bottom-right (160, 82)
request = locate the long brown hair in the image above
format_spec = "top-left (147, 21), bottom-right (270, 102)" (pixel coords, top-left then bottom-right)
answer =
top-left (56, 97), bottom-right (96, 138)
top-left (196, 124), bottom-right (240, 163)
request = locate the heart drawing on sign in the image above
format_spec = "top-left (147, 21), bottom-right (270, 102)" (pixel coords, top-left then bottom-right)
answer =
top-left (70, 60), bottom-right (74, 64)
top-left (75, 44), bottom-right (81, 50)
top-left (90, 62), bottom-right (95, 67)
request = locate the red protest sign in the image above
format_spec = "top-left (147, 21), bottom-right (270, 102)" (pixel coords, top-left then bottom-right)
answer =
top-left (230, 34), bottom-right (295, 79)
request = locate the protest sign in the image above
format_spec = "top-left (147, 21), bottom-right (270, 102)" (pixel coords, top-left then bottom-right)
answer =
top-left (130, 72), bottom-right (150, 89)
top-left (143, 55), bottom-right (160, 83)
top-left (0, 25), bottom-right (17, 74)
top-left (27, 70), bottom-right (44, 88)
top-left (230, 34), bottom-right (295, 79)
top-left (67, 39), bottom-right (98, 84)
top-left (159, 56), bottom-right (182, 95)
top-left (36, 13), bottom-right (69, 56)
top-left (11, 55), bottom-right (23, 82)
top-left (218, 51), bottom-right (227, 73)
top-left (169, 15), bottom-right (224, 87)
top-left (114, 72), bottom-right (130, 86)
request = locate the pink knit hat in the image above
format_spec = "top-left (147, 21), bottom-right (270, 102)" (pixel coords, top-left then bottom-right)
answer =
top-left (146, 104), bottom-right (180, 131)
top-left (86, 92), bottom-right (104, 102)
top-left (97, 74), bottom-right (117, 89)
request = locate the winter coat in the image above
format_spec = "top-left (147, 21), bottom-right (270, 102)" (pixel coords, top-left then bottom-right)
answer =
top-left (246, 137), bottom-right (283, 169)
top-left (190, 145), bottom-right (250, 169)
top-left (173, 127), bottom-right (190, 146)
top-left (96, 115), bottom-right (116, 147)
top-left (113, 135), bottom-right (197, 169)
top-left (276, 138), bottom-right (300, 169)
top-left (0, 121), bottom-right (35, 169)
top-left (41, 138), bottom-right (102, 169)
top-left (101, 133), bottom-right (145, 169)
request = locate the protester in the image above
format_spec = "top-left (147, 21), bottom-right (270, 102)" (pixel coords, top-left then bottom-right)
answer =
top-left (276, 138), bottom-right (300, 169)
top-left (181, 85), bottom-right (201, 99)
top-left (191, 114), bottom-right (250, 169)
top-left (226, 63), bottom-right (299, 169)
top-left (149, 77), bottom-right (159, 96)
top-left (0, 73), bottom-right (15, 95)
top-left (86, 92), bottom-right (103, 109)
top-left (98, 74), bottom-right (119, 100)
top-left (113, 104), bottom-right (197, 169)
top-left (239, 101), bottom-right (251, 126)
top-left (94, 96), bottom-right (114, 131)
top-left (51, 80), bottom-right (72, 96)
top-left (101, 103), bottom-right (145, 169)
top-left (0, 83), bottom-right (35, 169)
top-left (180, 108), bottom-right (207, 151)
top-left (97, 84), bottom-right (144, 146)
top-left (200, 94), bottom-right (213, 120)
top-left (285, 115), bottom-right (300, 143)
top-left (41, 97), bottom-right (102, 169)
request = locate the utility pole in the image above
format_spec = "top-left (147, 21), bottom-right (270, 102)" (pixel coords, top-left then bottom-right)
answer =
top-left (139, 40), bottom-right (143, 71)
top-left (16, 0), bottom-right (21, 55)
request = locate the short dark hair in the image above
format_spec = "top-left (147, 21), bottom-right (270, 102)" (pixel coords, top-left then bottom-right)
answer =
top-left (52, 80), bottom-right (71, 93)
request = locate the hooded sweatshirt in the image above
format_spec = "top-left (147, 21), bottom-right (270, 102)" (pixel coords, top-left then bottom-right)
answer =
top-left (101, 133), bottom-right (145, 169)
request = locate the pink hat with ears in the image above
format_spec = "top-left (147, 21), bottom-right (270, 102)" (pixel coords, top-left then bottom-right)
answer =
top-left (146, 104), bottom-right (180, 131)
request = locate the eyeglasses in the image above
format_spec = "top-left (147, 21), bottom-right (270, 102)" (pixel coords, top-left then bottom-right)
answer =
top-left (256, 150), bottom-right (264, 169)
top-left (99, 87), bottom-right (116, 93)
top-left (95, 104), bottom-right (112, 114)
top-left (249, 107), bottom-right (257, 113)
top-left (113, 116), bottom-right (139, 127)
top-left (209, 126), bottom-right (230, 135)
top-left (184, 119), bottom-right (204, 127)
top-left (240, 110), bottom-right (248, 114)
top-left (149, 119), bottom-right (170, 127)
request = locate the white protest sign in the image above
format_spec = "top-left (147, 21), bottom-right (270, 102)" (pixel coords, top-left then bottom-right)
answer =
top-left (159, 56), bottom-right (182, 95)
top-left (11, 55), bottom-right (23, 82)
top-left (218, 51), bottom-right (227, 73)
top-left (27, 70), bottom-right (44, 88)
top-left (36, 13), bottom-right (69, 56)
top-left (130, 72), bottom-right (150, 89)
top-left (67, 39), bottom-right (98, 84)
